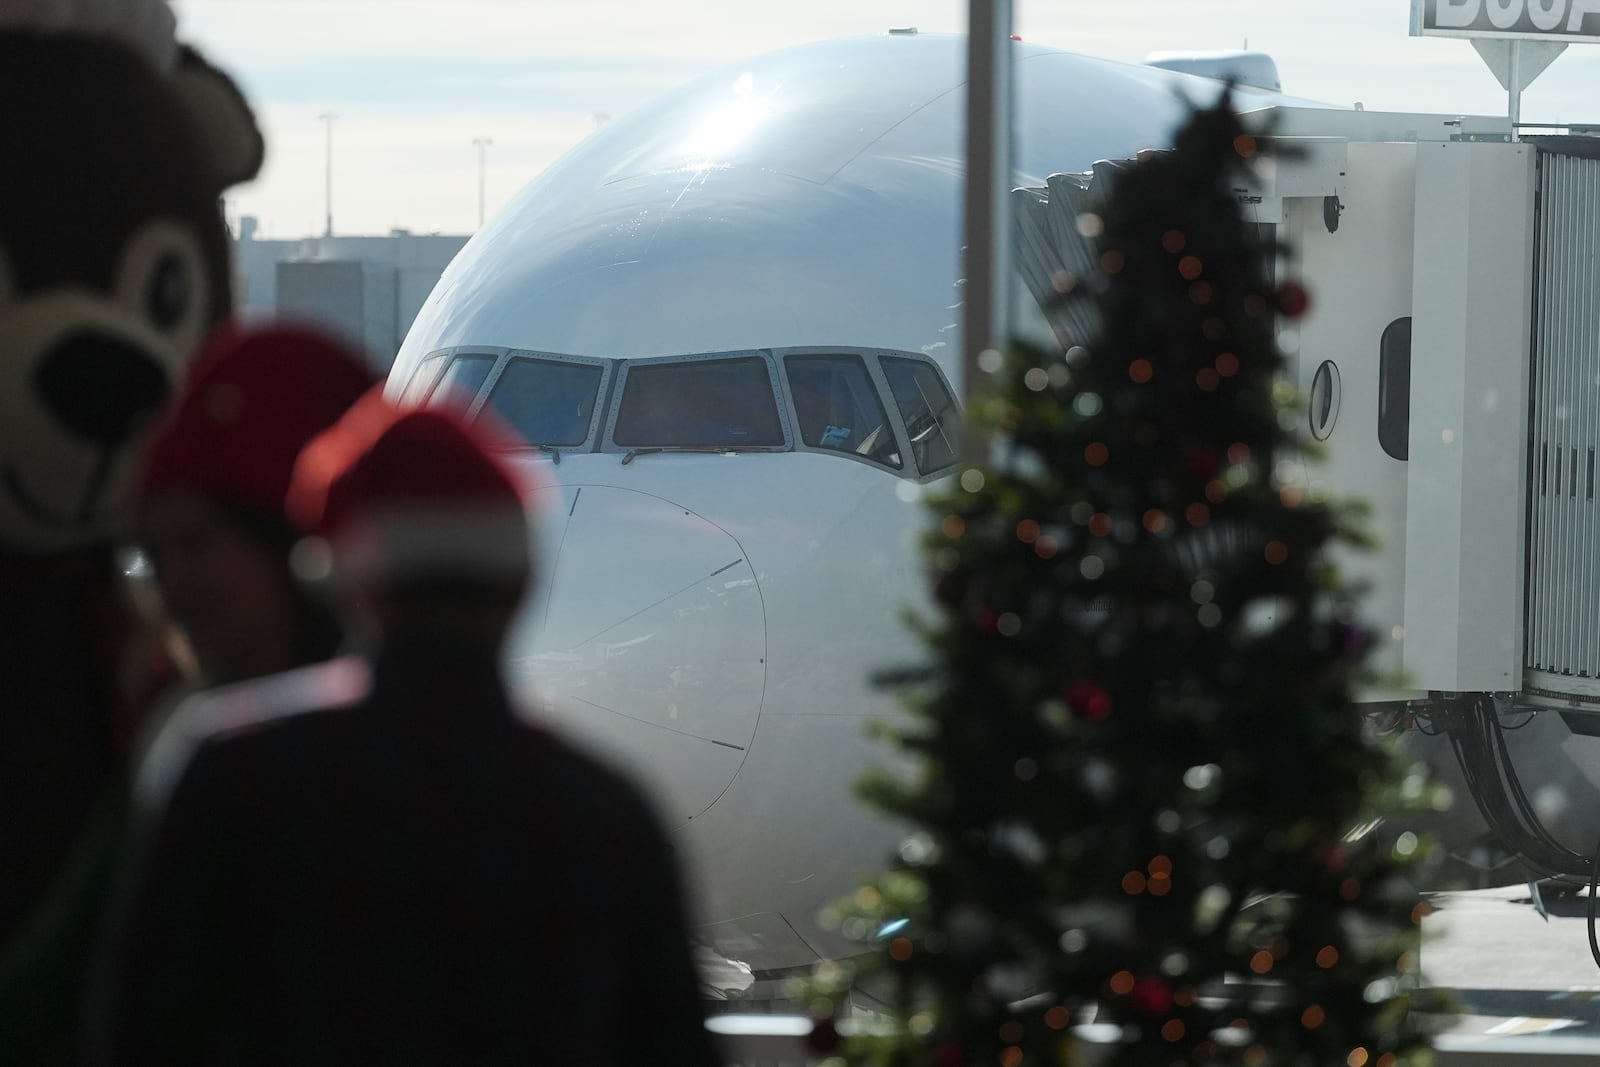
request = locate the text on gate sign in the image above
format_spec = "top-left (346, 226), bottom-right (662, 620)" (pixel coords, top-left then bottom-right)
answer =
top-left (1412, 0), bottom-right (1600, 40)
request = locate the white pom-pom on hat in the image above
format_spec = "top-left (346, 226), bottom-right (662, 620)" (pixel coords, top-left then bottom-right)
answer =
top-left (0, 0), bottom-right (179, 72)
top-left (289, 401), bottom-right (538, 588)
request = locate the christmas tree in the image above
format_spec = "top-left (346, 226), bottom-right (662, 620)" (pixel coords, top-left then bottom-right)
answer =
top-left (807, 93), bottom-right (1442, 1066)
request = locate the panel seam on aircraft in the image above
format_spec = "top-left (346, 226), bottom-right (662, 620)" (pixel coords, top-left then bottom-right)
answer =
top-left (821, 52), bottom-right (1051, 186)
top-left (647, 167), bottom-right (712, 256)
top-left (551, 485), bottom-right (771, 814)
top-left (820, 80), bottom-right (963, 186)
top-left (538, 486), bottom-right (580, 636)
top-left (685, 527), bottom-right (770, 817)
top-left (562, 557), bottom-right (746, 652)
top-left (565, 695), bottom-right (746, 751)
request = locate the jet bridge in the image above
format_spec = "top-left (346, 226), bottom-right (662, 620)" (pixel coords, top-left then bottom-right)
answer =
top-left (1013, 111), bottom-right (1600, 880)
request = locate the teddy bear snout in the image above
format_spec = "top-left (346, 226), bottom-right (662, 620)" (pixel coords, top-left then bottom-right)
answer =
top-left (33, 330), bottom-right (170, 446)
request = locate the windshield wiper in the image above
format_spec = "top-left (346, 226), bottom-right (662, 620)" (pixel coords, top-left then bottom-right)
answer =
top-left (621, 446), bottom-right (738, 466)
top-left (537, 443), bottom-right (562, 465)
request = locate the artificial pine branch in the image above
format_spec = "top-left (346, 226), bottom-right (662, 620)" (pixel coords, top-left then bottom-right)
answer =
top-left (808, 91), bottom-right (1447, 1067)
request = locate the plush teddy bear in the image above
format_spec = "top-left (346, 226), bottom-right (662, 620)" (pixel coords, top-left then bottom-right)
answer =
top-left (0, 2), bottom-right (262, 1056)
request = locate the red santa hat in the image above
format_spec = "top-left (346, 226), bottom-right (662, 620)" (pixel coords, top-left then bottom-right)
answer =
top-left (136, 321), bottom-right (376, 525)
top-left (287, 400), bottom-right (533, 586)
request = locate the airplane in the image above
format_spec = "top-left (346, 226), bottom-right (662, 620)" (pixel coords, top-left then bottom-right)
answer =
top-left (383, 30), bottom-right (1600, 993)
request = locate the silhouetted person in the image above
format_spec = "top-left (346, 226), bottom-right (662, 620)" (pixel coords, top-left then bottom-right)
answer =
top-left (89, 405), bottom-right (716, 1066)
top-left (135, 322), bottom-right (375, 691)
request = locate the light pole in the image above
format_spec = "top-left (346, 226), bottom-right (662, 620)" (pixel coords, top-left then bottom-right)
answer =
top-left (319, 112), bottom-right (337, 237)
top-left (473, 136), bottom-right (493, 228)
top-left (961, 0), bottom-right (1013, 464)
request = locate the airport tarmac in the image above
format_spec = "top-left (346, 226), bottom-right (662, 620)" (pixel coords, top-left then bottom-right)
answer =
top-left (709, 886), bottom-right (1600, 1063)
top-left (1424, 884), bottom-right (1600, 1041)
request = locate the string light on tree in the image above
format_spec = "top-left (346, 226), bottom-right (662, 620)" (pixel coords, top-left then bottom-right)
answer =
top-left (805, 90), bottom-right (1447, 1065)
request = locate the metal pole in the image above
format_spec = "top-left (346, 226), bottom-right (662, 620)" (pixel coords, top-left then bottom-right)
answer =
top-left (319, 113), bottom-right (337, 237)
top-left (1508, 39), bottom-right (1522, 139)
top-left (473, 137), bottom-right (494, 228)
top-left (961, 0), bottom-right (1014, 466)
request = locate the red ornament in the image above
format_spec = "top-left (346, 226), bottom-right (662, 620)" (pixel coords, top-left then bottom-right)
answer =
top-left (1278, 281), bottom-right (1311, 319)
top-left (932, 1041), bottom-right (966, 1067)
top-left (1182, 445), bottom-right (1221, 482)
top-left (1066, 681), bottom-right (1113, 720)
top-left (807, 1018), bottom-right (841, 1053)
top-left (1338, 624), bottom-right (1371, 657)
top-left (1131, 976), bottom-right (1173, 1016)
top-left (978, 609), bottom-right (999, 633)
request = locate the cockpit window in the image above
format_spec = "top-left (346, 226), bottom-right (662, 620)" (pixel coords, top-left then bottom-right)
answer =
top-left (482, 357), bottom-right (604, 446)
top-left (881, 356), bottom-right (961, 474)
top-left (399, 352), bottom-right (449, 406)
top-left (613, 357), bottom-right (783, 448)
top-left (427, 353), bottom-right (496, 412)
top-left (785, 354), bottom-right (901, 468)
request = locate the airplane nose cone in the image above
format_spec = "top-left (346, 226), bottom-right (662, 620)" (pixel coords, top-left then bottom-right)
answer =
top-left (507, 485), bottom-right (765, 824)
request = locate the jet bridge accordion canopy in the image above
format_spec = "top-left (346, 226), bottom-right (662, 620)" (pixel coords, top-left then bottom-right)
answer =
top-left (1525, 144), bottom-right (1600, 681)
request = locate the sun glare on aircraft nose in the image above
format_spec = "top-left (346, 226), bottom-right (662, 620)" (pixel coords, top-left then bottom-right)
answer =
top-left (680, 71), bottom-right (768, 163)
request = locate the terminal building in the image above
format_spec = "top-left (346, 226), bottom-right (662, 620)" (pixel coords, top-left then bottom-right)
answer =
top-left (230, 216), bottom-right (469, 373)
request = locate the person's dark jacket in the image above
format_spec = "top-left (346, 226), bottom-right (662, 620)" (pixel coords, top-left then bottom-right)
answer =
top-left (88, 634), bottom-right (716, 1066)
top-left (0, 553), bottom-right (179, 1065)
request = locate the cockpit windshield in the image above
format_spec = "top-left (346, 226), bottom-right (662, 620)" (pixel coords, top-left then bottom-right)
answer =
top-left (397, 345), bottom-right (958, 476)
top-left (785, 354), bottom-right (901, 468)
top-left (612, 357), bottom-right (783, 448)
top-left (481, 357), bottom-right (604, 446)
top-left (426, 353), bottom-right (495, 412)
top-left (881, 356), bottom-right (961, 474)
top-left (399, 352), bottom-right (448, 406)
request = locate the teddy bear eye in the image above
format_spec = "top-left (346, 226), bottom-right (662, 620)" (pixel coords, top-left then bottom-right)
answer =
top-left (146, 251), bottom-right (191, 330)
top-left (115, 223), bottom-right (209, 362)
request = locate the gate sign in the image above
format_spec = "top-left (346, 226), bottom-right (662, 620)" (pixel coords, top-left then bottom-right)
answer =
top-left (1412, 0), bottom-right (1600, 41)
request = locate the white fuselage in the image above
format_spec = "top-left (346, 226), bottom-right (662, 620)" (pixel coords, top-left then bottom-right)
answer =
top-left (383, 33), bottom-right (1475, 975)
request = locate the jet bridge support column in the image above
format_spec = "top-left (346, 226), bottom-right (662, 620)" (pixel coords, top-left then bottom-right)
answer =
top-left (1401, 140), bottom-right (1536, 693)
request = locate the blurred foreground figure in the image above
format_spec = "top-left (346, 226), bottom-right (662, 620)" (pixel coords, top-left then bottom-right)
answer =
top-left (0, 5), bottom-right (263, 1055)
top-left (90, 406), bottom-right (715, 1065)
top-left (134, 323), bottom-right (375, 690)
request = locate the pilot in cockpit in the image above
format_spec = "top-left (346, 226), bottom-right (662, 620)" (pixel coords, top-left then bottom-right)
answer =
top-left (789, 369), bottom-right (853, 452)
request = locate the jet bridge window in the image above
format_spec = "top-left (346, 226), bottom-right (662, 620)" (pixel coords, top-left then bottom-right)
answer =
top-left (482, 357), bottom-right (604, 446)
top-left (785, 354), bottom-right (901, 468)
top-left (1378, 317), bottom-right (1411, 461)
top-left (881, 356), bottom-right (961, 474)
top-left (613, 357), bottom-right (783, 448)
top-left (426, 353), bottom-right (496, 412)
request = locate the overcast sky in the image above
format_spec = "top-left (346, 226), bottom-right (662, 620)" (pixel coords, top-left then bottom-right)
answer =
top-left (172, 0), bottom-right (1600, 237)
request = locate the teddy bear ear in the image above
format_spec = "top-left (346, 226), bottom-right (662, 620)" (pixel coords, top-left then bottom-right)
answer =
top-left (172, 44), bottom-right (265, 191)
